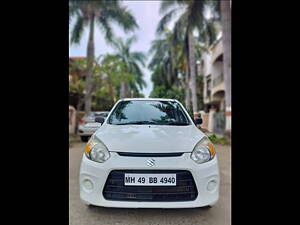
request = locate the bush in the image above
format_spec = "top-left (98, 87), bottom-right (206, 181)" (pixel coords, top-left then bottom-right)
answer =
top-left (208, 134), bottom-right (231, 145)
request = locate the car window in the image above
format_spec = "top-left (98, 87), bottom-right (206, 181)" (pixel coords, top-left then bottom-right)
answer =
top-left (102, 113), bottom-right (109, 117)
top-left (108, 100), bottom-right (191, 125)
top-left (87, 112), bottom-right (95, 117)
top-left (95, 112), bottom-right (109, 117)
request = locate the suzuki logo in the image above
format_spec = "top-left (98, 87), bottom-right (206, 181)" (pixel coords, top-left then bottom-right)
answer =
top-left (147, 158), bottom-right (155, 167)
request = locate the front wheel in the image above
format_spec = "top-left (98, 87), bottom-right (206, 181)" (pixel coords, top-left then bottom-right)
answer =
top-left (80, 136), bottom-right (89, 142)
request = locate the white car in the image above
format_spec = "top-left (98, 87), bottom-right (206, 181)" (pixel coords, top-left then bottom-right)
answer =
top-left (80, 98), bottom-right (219, 208)
top-left (78, 111), bottom-right (109, 142)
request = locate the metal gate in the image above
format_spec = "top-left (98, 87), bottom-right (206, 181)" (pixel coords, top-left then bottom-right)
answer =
top-left (213, 112), bottom-right (225, 134)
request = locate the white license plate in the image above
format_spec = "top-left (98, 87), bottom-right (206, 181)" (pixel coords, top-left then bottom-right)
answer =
top-left (85, 123), bottom-right (101, 127)
top-left (124, 173), bottom-right (176, 186)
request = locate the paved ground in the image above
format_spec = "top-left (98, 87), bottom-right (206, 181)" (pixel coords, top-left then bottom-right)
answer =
top-left (69, 140), bottom-right (231, 225)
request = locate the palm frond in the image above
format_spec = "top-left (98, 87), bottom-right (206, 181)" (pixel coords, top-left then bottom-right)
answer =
top-left (159, 0), bottom-right (178, 14)
top-left (70, 15), bottom-right (85, 44)
top-left (172, 12), bottom-right (188, 44)
top-left (131, 63), bottom-right (146, 89)
top-left (104, 4), bottom-right (138, 32)
top-left (110, 36), bottom-right (123, 52)
top-left (131, 52), bottom-right (147, 67)
top-left (156, 8), bottom-right (180, 35)
top-left (126, 36), bottom-right (137, 48)
top-left (69, 2), bottom-right (78, 24)
top-left (96, 16), bottom-right (114, 43)
top-left (186, 0), bottom-right (205, 30)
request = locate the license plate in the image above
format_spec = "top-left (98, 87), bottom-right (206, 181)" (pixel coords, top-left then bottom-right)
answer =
top-left (124, 173), bottom-right (176, 186)
top-left (85, 123), bottom-right (101, 127)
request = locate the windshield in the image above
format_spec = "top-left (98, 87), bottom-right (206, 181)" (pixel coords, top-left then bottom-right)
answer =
top-left (108, 100), bottom-right (191, 126)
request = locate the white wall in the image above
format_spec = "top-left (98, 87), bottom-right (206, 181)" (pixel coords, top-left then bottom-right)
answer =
top-left (211, 61), bottom-right (223, 84)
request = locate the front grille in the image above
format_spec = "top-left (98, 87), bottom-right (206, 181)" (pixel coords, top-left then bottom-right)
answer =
top-left (103, 170), bottom-right (198, 202)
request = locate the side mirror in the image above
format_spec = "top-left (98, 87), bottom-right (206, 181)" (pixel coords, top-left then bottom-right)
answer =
top-left (95, 116), bottom-right (105, 124)
top-left (194, 118), bottom-right (202, 125)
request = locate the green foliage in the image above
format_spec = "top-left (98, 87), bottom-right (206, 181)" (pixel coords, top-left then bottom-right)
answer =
top-left (69, 0), bottom-right (138, 45)
top-left (110, 36), bottom-right (147, 94)
top-left (101, 54), bottom-right (133, 84)
top-left (208, 134), bottom-right (231, 145)
top-left (69, 79), bottom-right (85, 94)
top-left (92, 87), bottom-right (115, 111)
top-left (157, 0), bottom-right (208, 38)
top-left (69, 58), bottom-right (87, 108)
top-left (147, 0), bottom-right (221, 111)
top-left (69, 0), bottom-right (138, 113)
top-left (150, 85), bottom-right (184, 103)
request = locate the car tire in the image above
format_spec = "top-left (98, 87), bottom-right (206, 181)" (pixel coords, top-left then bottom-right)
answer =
top-left (80, 136), bottom-right (89, 142)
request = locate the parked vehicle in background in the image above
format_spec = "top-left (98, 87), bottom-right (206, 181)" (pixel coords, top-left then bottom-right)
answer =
top-left (78, 111), bottom-right (109, 142)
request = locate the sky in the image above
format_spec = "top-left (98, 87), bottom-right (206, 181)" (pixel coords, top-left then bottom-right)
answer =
top-left (69, 1), bottom-right (163, 98)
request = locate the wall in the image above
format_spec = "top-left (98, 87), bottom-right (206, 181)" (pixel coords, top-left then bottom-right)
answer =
top-left (200, 111), bottom-right (209, 130)
top-left (69, 106), bottom-right (76, 134)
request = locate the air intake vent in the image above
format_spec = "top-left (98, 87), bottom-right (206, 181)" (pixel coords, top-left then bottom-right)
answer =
top-left (117, 152), bottom-right (184, 157)
top-left (103, 170), bottom-right (198, 202)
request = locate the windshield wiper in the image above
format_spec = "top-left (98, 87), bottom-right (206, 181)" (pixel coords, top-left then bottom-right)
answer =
top-left (115, 121), bottom-right (158, 125)
top-left (164, 121), bottom-right (190, 126)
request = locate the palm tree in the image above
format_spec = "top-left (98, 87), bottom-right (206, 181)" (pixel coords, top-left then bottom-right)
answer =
top-left (69, 0), bottom-right (138, 113)
top-left (157, 0), bottom-right (209, 117)
top-left (178, 39), bottom-right (191, 112)
top-left (220, 0), bottom-right (231, 134)
top-left (148, 30), bottom-right (179, 89)
top-left (110, 36), bottom-right (147, 98)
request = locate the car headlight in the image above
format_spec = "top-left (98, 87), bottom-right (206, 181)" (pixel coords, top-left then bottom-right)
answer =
top-left (190, 136), bottom-right (216, 164)
top-left (84, 135), bottom-right (110, 163)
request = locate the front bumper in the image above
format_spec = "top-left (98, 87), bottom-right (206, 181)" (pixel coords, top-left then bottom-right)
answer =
top-left (79, 152), bottom-right (219, 208)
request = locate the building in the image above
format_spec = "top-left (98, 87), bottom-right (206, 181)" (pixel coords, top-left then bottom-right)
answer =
top-left (200, 38), bottom-right (227, 135)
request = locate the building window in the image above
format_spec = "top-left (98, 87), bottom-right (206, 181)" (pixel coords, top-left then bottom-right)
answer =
top-left (207, 77), bottom-right (211, 96)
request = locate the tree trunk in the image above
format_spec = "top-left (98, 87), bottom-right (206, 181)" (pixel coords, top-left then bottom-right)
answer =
top-left (188, 31), bottom-right (198, 115)
top-left (75, 95), bottom-right (84, 134)
top-left (107, 74), bottom-right (116, 103)
top-left (120, 82), bottom-right (126, 98)
top-left (124, 81), bottom-right (129, 97)
top-left (185, 65), bottom-right (190, 112)
top-left (221, 0), bottom-right (231, 134)
top-left (84, 16), bottom-right (95, 114)
top-left (120, 71), bottom-right (130, 98)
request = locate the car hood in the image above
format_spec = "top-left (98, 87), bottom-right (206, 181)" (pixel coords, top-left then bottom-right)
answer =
top-left (94, 124), bottom-right (205, 153)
